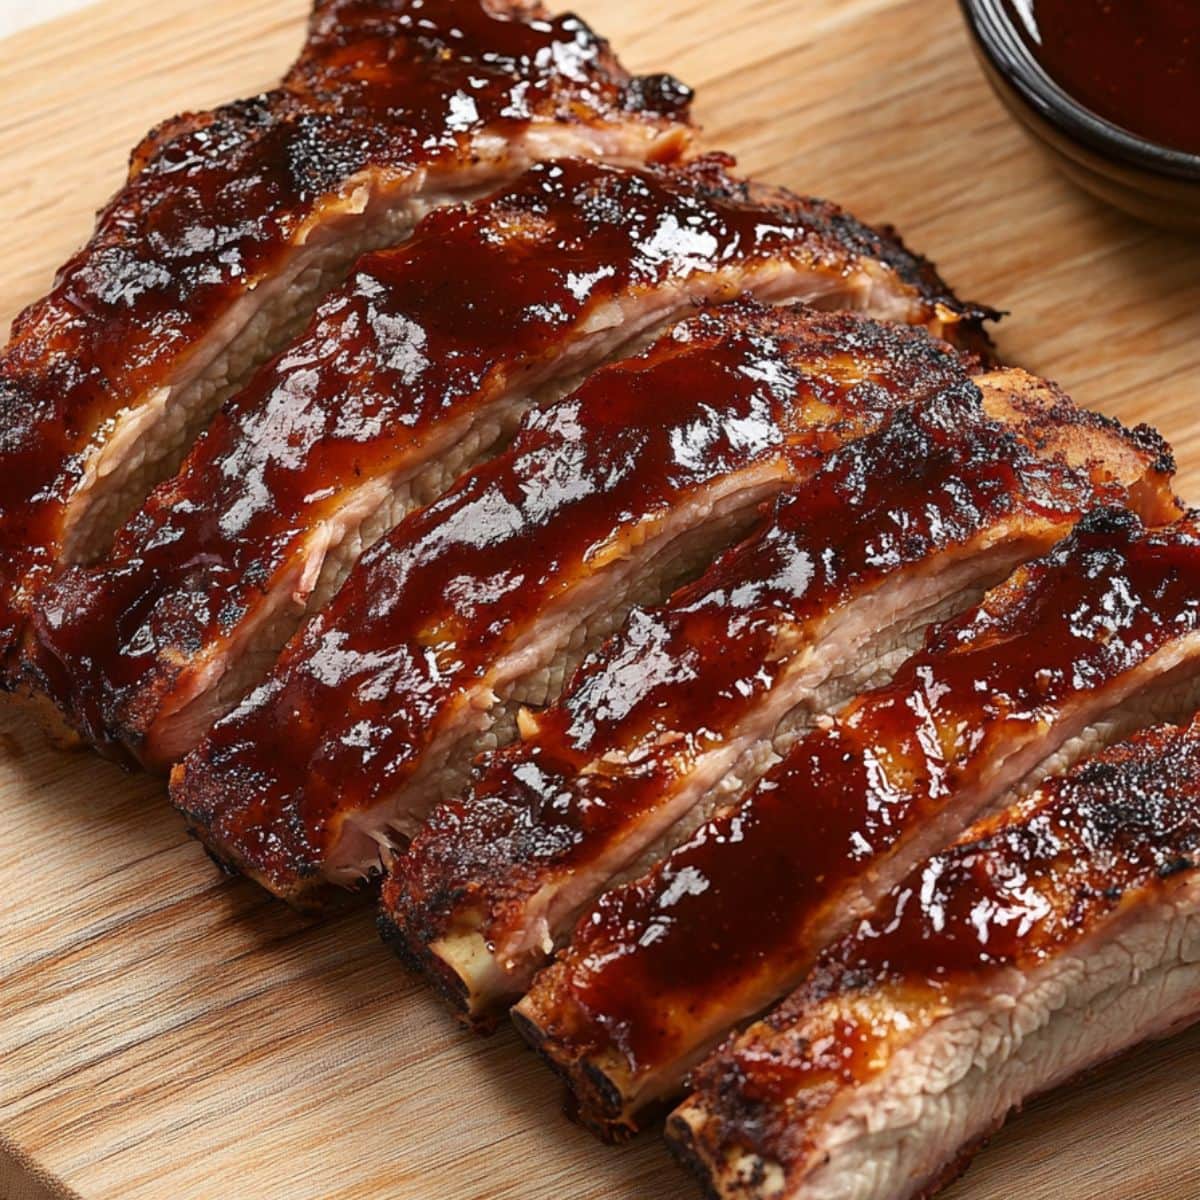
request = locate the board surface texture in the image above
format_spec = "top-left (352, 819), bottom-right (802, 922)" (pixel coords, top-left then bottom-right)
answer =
top-left (1, 2), bottom-right (1199, 1198)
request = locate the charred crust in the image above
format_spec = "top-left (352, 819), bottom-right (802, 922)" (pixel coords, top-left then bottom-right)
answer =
top-left (196, 835), bottom-right (242, 878)
top-left (664, 1113), bottom-right (722, 1199)
top-left (829, 213), bottom-right (999, 327)
top-left (379, 814), bottom-right (498, 954)
top-left (744, 180), bottom-right (998, 331)
top-left (1073, 504), bottom-right (1144, 539)
top-left (667, 1108), bottom-right (779, 1200)
top-left (1128, 421), bottom-right (1177, 477)
top-left (377, 905), bottom-right (417, 967)
top-left (667, 702), bottom-right (1200, 1200)
top-left (510, 1004), bottom-right (637, 1140)
top-left (623, 72), bottom-right (694, 117)
top-left (673, 1093), bottom-right (1005, 1200)
top-left (169, 768), bottom-right (211, 825)
top-left (579, 1059), bottom-right (631, 1132)
top-left (0, 0), bottom-right (697, 667)
top-left (688, 299), bottom-right (973, 385)
top-left (678, 162), bottom-right (993, 334)
top-left (168, 758), bottom-right (218, 828)
top-left (378, 904), bottom-right (445, 987)
top-left (377, 905), bottom-right (505, 1031)
top-left (1158, 856), bottom-right (1197, 878)
top-left (510, 1000), bottom-right (548, 1056)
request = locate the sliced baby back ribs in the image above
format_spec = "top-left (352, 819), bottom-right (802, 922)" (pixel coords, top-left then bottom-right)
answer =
top-left (383, 371), bottom-right (1178, 1024)
top-left (170, 303), bottom-right (977, 904)
top-left (670, 715), bottom-right (1200, 1200)
top-left (26, 156), bottom-right (991, 769)
top-left (0, 0), bottom-right (693, 665)
top-left (514, 508), bottom-right (1200, 1137)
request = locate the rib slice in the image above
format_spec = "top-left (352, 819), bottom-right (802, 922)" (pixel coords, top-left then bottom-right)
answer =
top-left (670, 716), bottom-right (1200, 1200)
top-left (384, 373), bottom-right (1179, 1023)
top-left (0, 0), bottom-right (693, 665)
top-left (170, 303), bottom-right (979, 905)
top-left (514, 509), bottom-right (1200, 1137)
top-left (25, 156), bottom-right (990, 769)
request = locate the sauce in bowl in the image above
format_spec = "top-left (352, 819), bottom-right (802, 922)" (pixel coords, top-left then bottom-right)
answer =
top-left (1005, 0), bottom-right (1200, 155)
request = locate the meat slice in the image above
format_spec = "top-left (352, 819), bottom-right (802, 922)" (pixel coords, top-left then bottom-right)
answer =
top-left (513, 509), bottom-right (1200, 1137)
top-left (170, 303), bottom-right (979, 905)
top-left (24, 156), bottom-right (990, 769)
top-left (383, 373), bottom-right (1179, 1024)
top-left (670, 716), bottom-right (1200, 1200)
top-left (0, 0), bottom-right (693, 667)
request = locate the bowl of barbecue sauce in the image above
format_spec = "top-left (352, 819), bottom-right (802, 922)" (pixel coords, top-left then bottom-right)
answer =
top-left (960, 0), bottom-right (1200, 232)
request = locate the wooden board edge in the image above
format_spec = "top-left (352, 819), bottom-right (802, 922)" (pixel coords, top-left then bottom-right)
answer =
top-left (1, 1129), bottom-right (84, 1200)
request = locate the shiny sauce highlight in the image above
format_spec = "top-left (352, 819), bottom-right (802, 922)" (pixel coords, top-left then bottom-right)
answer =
top-left (548, 510), bottom-right (1200, 1075)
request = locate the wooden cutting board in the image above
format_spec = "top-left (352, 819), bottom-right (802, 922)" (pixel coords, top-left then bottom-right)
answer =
top-left (2, 2), bottom-right (1199, 1198)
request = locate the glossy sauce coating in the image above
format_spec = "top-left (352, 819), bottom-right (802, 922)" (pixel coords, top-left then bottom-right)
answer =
top-left (31, 153), bottom-right (986, 762)
top-left (683, 715), bottom-right (1200, 1168)
top-left (837, 717), bottom-right (1200, 983)
top-left (388, 374), bottom-right (1160, 968)
top-left (1008, 0), bottom-right (1200, 155)
top-left (524, 510), bottom-right (1200, 1089)
top-left (0, 0), bottom-right (691, 658)
top-left (173, 305), bottom-right (973, 895)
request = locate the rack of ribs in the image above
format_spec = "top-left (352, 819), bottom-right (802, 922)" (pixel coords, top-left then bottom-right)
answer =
top-left (23, 157), bottom-right (990, 769)
top-left (513, 509), bottom-right (1200, 1137)
top-left (384, 373), bottom-right (1178, 1024)
top-left (5, 4), bottom-right (1195, 1197)
top-left (170, 302), bottom-right (983, 903)
top-left (0, 0), bottom-right (693, 671)
top-left (670, 715), bottom-right (1200, 1200)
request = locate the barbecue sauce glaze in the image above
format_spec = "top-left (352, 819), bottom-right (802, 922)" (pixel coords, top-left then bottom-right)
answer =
top-left (1008, 0), bottom-right (1200, 155)
top-left (32, 154), bottom-right (977, 771)
top-left (391, 378), bottom-right (1134, 963)
top-left (537, 511), bottom-right (1200, 1079)
top-left (0, 0), bottom-right (691, 659)
top-left (174, 306), bottom-right (972, 894)
top-left (700, 715), bottom-right (1200, 1117)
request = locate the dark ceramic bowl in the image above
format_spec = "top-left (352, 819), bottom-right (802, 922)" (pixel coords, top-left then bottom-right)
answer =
top-left (960, 0), bottom-right (1200, 234)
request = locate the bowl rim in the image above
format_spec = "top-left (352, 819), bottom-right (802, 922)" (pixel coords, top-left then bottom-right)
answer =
top-left (959, 0), bottom-right (1200, 182)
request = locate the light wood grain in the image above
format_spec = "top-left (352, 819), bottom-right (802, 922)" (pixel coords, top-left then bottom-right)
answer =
top-left (1, 2), bottom-right (1198, 1198)
top-left (0, 1), bottom-right (98, 41)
